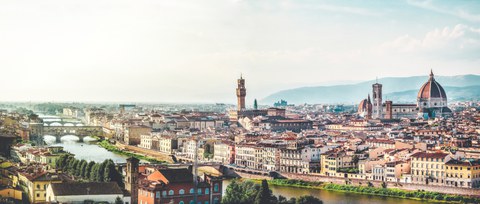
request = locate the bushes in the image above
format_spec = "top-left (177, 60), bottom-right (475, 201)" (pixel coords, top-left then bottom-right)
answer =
top-left (267, 179), bottom-right (323, 189)
top-left (322, 183), bottom-right (480, 203)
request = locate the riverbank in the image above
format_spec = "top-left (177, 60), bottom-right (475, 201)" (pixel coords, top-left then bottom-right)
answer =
top-left (258, 179), bottom-right (480, 204)
top-left (97, 140), bottom-right (165, 163)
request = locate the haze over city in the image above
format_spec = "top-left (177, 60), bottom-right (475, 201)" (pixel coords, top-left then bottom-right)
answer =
top-left (1, 0), bottom-right (479, 103)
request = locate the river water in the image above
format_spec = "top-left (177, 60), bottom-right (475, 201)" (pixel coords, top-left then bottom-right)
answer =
top-left (222, 180), bottom-right (438, 204)
top-left (44, 135), bottom-right (129, 163)
top-left (44, 136), bottom-right (434, 204)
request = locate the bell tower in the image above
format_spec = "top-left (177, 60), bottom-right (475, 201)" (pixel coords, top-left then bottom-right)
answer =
top-left (372, 79), bottom-right (383, 119)
top-left (236, 74), bottom-right (246, 111)
top-left (125, 157), bottom-right (139, 204)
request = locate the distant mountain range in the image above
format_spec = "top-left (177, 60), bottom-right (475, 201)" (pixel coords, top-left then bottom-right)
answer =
top-left (261, 74), bottom-right (480, 104)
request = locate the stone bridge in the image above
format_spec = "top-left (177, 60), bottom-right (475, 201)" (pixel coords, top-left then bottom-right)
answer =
top-left (43, 126), bottom-right (103, 142)
top-left (43, 121), bottom-right (84, 127)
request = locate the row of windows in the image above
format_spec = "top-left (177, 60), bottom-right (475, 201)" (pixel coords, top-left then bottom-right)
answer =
top-left (141, 184), bottom-right (220, 199)
top-left (413, 163), bottom-right (444, 169)
top-left (413, 158), bottom-right (445, 162)
top-left (447, 166), bottom-right (479, 171)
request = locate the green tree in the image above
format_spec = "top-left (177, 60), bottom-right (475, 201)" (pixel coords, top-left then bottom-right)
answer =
top-left (103, 159), bottom-right (123, 188)
top-left (381, 182), bottom-right (387, 189)
top-left (90, 163), bottom-right (99, 181)
top-left (254, 180), bottom-right (276, 204)
top-left (114, 196), bottom-right (124, 204)
top-left (85, 161), bottom-right (95, 178)
top-left (65, 156), bottom-right (75, 171)
top-left (278, 195), bottom-right (296, 204)
top-left (56, 154), bottom-right (68, 170)
top-left (222, 179), bottom-right (260, 204)
top-left (95, 160), bottom-right (107, 182)
top-left (78, 160), bottom-right (87, 178)
top-left (203, 143), bottom-right (214, 159)
top-left (295, 195), bottom-right (323, 204)
top-left (68, 159), bottom-right (79, 175)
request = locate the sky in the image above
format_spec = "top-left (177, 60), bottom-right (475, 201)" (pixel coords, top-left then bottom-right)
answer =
top-left (0, 0), bottom-right (479, 103)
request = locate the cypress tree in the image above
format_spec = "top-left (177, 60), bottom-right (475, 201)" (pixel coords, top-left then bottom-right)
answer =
top-left (90, 163), bottom-right (99, 181)
top-left (96, 160), bottom-right (107, 182)
top-left (69, 159), bottom-right (79, 175)
top-left (78, 160), bottom-right (87, 178)
top-left (85, 161), bottom-right (95, 179)
top-left (254, 180), bottom-right (276, 204)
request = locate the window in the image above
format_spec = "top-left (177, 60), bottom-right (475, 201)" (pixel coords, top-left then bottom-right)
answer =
top-left (162, 191), bottom-right (167, 197)
top-left (190, 188), bottom-right (194, 194)
top-left (205, 188), bottom-right (209, 194)
top-left (169, 190), bottom-right (174, 195)
top-left (179, 202), bottom-right (184, 204)
top-left (179, 189), bottom-right (185, 195)
top-left (156, 191), bottom-right (160, 198)
top-left (198, 188), bottom-right (202, 195)
top-left (36, 193), bottom-right (40, 197)
top-left (214, 183), bottom-right (219, 192)
top-left (190, 201), bottom-right (195, 204)
top-left (37, 184), bottom-right (40, 189)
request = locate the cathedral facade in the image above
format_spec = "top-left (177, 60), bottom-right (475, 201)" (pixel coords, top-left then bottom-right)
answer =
top-left (358, 71), bottom-right (452, 119)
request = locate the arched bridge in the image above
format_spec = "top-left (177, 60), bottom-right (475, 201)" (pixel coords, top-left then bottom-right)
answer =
top-left (43, 121), bottom-right (84, 127)
top-left (43, 126), bottom-right (103, 142)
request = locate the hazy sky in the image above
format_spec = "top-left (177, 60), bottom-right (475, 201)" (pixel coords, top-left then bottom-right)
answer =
top-left (1, 0), bottom-right (479, 103)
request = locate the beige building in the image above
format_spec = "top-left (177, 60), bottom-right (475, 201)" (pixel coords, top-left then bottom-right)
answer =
top-left (213, 142), bottom-right (235, 165)
top-left (411, 152), bottom-right (451, 186)
top-left (124, 125), bottom-right (152, 145)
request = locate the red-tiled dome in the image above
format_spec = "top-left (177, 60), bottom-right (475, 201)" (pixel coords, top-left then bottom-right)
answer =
top-left (417, 71), bottom-right (447, 100)
top-left (358, 95), bottom-right (372, 113)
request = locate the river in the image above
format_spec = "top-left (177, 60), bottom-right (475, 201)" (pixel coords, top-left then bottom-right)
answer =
top-left (44, 135), bottom-right (129, 163)
top-left (222, 180), bottom-right (439, 204)
top-left (43, 136), bottom-right (435, 204)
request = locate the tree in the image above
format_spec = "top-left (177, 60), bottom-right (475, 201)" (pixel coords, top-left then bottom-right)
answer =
top-left (114, 196), bottom-right (124, 204)
top-left (90, 163), bottom-right (99, 181)
top-left (95, 160), bottom-right (107, 182)
top-left (56, 154), bottom-right (68, 170)
top-left (85, 161), bottom-right (95, 178)
top-left (203, 143), bottom-right (214, 159)
top-left (381, 181), bottom-right (387, 189)
top-left (69, 159), bottom-right (79, 175)
top-left (78, 160), bottom-right (87, 178)
top-left (222, 180), bottom-right (260, 204)
top-left (103, 159), bottom-right (124, 188)
top-left (254, 180), bottom-right (276, 204)
top-left (65, 156), bottom-right (75, 171)
top-left (278, 195), bottom-right (296, 204)
top-left (296, 195), bottom-right (323, 204)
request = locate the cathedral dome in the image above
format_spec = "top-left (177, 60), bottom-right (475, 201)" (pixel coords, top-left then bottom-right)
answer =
top-left (417, 70), bottom-right (447, 100)
top-left (358, 95), bottom-right (372, 114)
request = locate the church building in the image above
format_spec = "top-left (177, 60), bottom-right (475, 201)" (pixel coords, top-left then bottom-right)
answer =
top-left (358, 70), bottom-right (452, 119)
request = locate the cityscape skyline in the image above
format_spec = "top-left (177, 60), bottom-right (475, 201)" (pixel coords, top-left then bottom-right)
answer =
top-left (1, 0), bottom-right (479, 103)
